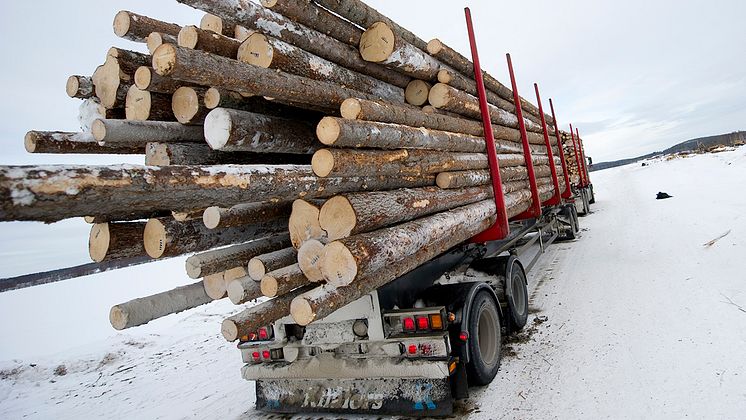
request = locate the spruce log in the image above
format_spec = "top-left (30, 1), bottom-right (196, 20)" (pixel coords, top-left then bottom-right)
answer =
top-left (203, 201), bottom-right (293, 230)
top-left (203, 272), bottom-right (228, 300)
top-left (185, 235), bottom-right (291, 279)
top-left (223, 284), bottom-right (315, 341)
top-left (225, 275), bottom-right (264, 305)
top-left (147, 32), bottom-right (178, 54)
top-left (297, 239), bottom-right (325, 282)
top-left (113, 11), bottom-right (181, 43)
top-left (340, 98), bottom-right (545, 144)
top-left (66, 75), bottom-right (94, 99)
top-left (203, 108), bottom-right (318, 154)
top-left (288, 199), bottom-right (325, 248)
top-left (292, 201), bottom-right (496, 324)
top-left (125, 86), bottom-right (175, 121)
top-left (260, 263), bottom-right (308, 298)
top-left (144, 142), bottom-right (310, 166)
top-left (436, 166), bottom-right (552, 189)
top-left (359, 22), bottom-right (442, 81)
top-left (248, 247), bottom-right (297, 280)
top-left (110, 281), bottom-right (211, 330)
top-left (135, 66), bottom-right (195, 94)
top-left (421, 105), bottom-right (462, 119)
top-left (176, 0), bottom-right (410, 88)
top-left (24, 131), bottom-right (141, 155)
top-left (172, 209), bottom-right (206, 222)
top-left (178, 25), bottom-right (241, 58)
top-left (320, 185), bottom-right (492, 241)
top-left (108, 47), bottom-right (151, 76)
top-left (144, 217), bottom-right (287, 259)
top-left (259, 0), bottom-right (361, 46)
top-left (404, 80), bottom-right (431, 106)
top-left (172, 86), bottom-right (208, 124)
top-left (234, 25), bottom-right (254, 42)
top-left (203, 88), bottom-right (321, 123)
top-left (238, 33), bottom-right (404, 103)
top-left (225, 266), bottom-right (249, 282)
top-left (89, 222), bottom-right (148, 262)
top-left (91, 58), bottom-right (128, 109)
top-left (92, 119), bottom-right (204, 144)
top-left (200, 13), bottom-right (236, 37)
top-left (77, 98), bottom-right (125, 132)
top-left (0, 165), bottom-right (435, 222)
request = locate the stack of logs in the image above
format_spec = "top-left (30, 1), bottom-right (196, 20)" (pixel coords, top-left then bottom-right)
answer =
top-left (0, 0), bottom-right (578, 342)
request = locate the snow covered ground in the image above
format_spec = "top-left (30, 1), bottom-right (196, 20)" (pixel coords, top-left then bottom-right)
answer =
top-left (1, 147), bottom-right (745, 419)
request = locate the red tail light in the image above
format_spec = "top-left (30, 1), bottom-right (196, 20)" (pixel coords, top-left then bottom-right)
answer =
top-left (258, 327), bottom-right (269, 340)
top-left (402, 317), bottom-right (416, 332)
top-left (408, 344), bottom-right (417, 354)
top-left (261, 350), bottom-right (271, 360)
top-left (459, 331), bottom-right (469, 342)
top-left (252, 351), bottom-right (260, 362)
top-left (416, 316), bottom-right (429, 330)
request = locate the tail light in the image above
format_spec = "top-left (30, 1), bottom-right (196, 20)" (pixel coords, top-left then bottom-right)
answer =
top-left (383, 307), bottom-right (448, 338)
top-left (402, 317), bottom-right (416, 332)
top-left (416, 316), bottom-right (429, 330)
top-left (241, 326), bottom-right (274, 343)
top-left (248, 347), bottom-right (284, 364)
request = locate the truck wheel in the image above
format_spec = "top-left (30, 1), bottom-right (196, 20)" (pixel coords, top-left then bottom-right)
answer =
top-left (588, 184), bottom-right (595, 204)
top-left (466, 291), bottom-right (501, 386)
top-left (559, 206), bottom-right (577, 240)
top-left (505, 258), bottom-right (529, 331)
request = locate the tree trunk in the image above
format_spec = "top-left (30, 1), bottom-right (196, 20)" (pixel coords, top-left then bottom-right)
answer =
top-left (171, 86), bottom-right (209, 124)
top-left (320, 185), bottom-right (492, 240)
top-left (222, 284), bottom-right (315, 341)
top-left (178, 25), bottom-right (241, 58)
top-left (297, 239), bottom-right (326, 282)
top-left (225, 275), bottom-right (264, 305)
top-left (135, 67), bottom-right (196, 94)
top-left (66, 75), bottom-right (94, 99)
top-left (259, 0), bottom-right (361, 47)
top-left (143, 217), bottom-right (287, 259)
top-left (171, 208), bottom-right (206, 222)
top-left (92, 119), bottom-right (204, 144)
top-left (260, 263), bottom-right (309, 298)
top-left (248, 247), bottom-right (297, 280)
top-left (24, 131), bottom-right (141, 155)
top-left (144, 142), bottom-right (311, 166)
top-left (125, 86), bottom-right (176, 121)
top-left (288, 199), bottom-right (326, 248)
top-left (176, 0), bottom-right (411, 89)
top-left (238, 33), bottom-right (404, 103)
top-left (435, 165), bottom-right (552, 189)
top-left (184, 235), bottom-right (291, 279)
top-left (0, 164), bottom-right (436, 222)
top-left (202, 201), bottom-right (293, 230)
top-left (109, 281), bottom-right (211, 330)
top-left (113, 10), bottom-right (181, 43)
top-left (88, 222), bottom-right (148, 262)
top-left (147, 32), bottom-right (178, 54)
top-left (359, 22), bottom-right (442, 81)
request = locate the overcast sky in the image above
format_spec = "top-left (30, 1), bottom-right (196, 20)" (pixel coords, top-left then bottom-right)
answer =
top-left (0, 0), bottom-right (744, 164)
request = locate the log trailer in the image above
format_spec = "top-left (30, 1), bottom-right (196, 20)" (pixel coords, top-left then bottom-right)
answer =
top-left (235, 9), bottom-right (594, 417)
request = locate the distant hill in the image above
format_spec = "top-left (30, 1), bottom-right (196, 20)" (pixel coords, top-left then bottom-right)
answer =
top-left (590, 131), bottom-right (745, 172)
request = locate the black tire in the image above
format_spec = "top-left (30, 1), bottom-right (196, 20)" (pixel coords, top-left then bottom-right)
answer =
top-left (571, 206), bottom-right (580, 233)
top-left (559, 206), bottom-right (577, 240)
top-left (505, 258), bottom-right (528, 331)
top-left (466, 291), bottom-right (502, 386)
top-left (588, 184), bottom-right (595, 204)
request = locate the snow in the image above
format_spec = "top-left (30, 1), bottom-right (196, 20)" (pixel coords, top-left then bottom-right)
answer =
top-left (1, 147), bottom-right (745, 418)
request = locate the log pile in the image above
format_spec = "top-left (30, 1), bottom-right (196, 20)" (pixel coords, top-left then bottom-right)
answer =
top-left (0, 0), bottom-right (584, 342)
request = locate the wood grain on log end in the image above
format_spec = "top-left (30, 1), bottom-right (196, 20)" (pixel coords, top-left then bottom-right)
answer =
top-left (340, 98), bottom-right (362, 120)
top-left (134, 66), bottom-right (152, 90)
top-left (311, 149), bottom-right (334, 177)
top-left (247, 259), bottom-right (266, 281)
top-left (203, 272), bottom-right (227, 300)
top-left (91, 119), bottom-right (106, 142)
top-left (238, 33), bottom-right (273, 68)
top-left (289, 296), bottom-right (315, 326)
top-left (297, 239), bottom-right (326, 282)
top-left (320, 241), bottom-right (357, 287)
top-left (226, 276), bottom-right (261, 305)
top-left (177, 25), bottom-right (200, 49)
top-left (172, 87), bottom-right (201, 124)
top-left (125, 86), bottom-right (152, 121)
top-left (147, 32), bottom-right (175, 55)
top-left (260, 274), bottom-right (279, 298)
top-left (152, 44), bottom-right (177, 76)
top-left (427, 83), bottom-right (451, 108)
top-left (200, 13), bottom-right (227, 37)
top-left (234, 26), bottom-right (254, 42)
top-left (316, 117), bottom-right (341, 145)
top-left (203, 88), bottom-right (222, 109)
top-left (109, 305), bottom-right (128, 330)
top-left (319, 195), bottom-right (356, 241)
top-left (143, 218), bottom-right (167, 258)
top-left (359, 22), bottom-right (395, 63)
top-left (221, 319), bottom-right (239, 341)
top-left (202, 206), bottom-right (222, 229)
top-left (289, 200), bottom-right (325, 248)
top-left (426, 39), bottom-right (444, 55)
top-left (112, 11), bottom-right (131, 38)
top-left (88, 223), bottom-right (111, 262)
top-left (437, 69), bottom-right (453, 84)
top-left (405, 80), bottom-right (431, 106)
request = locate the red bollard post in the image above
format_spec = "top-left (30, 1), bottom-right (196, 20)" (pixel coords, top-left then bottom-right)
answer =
top-left (569, 124), bottom-right (584, 187)
top-left (534, 84), bottom-right (561, 206)
top-left (576, 127), bottom-right (590, 186)
top-left (549, 99), bottom-right (573, 199)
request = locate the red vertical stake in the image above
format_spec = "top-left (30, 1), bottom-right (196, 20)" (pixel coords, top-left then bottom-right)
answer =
top-left (534, 84), bottom-right (561, 206)
top-left (576, 127), bottom-right (591, 186)
top-left (464, 7), bottom-right (509, 243)
top-left (569, 124), bottom-right (583, 187)
top-left (549, 99), bottom-right (572, 199)
top-left (508, 54), bottom-right (542, 219)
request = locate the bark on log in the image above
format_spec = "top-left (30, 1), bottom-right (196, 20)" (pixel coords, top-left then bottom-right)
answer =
top-left (248, 247), bottom-right (297, 280)
top-left (110, 281), bottom-right (211, 330)
top-left (404, 80), bottom-right (431, 106)
top-left (172, 209), bottom-right (206, 222)
top-left (238, 33), bottom-right (404, 103)
top-left (92, 119), bottom-right (204, 144)
top-left (436, 166), bottom-right (552, 189)
top-left (125, 86), bottom-right (176, 121)
top-left (200, 13), bottom-right (236, 37)
top-left (135, 66), bottom-right (195, 94)
top-left (260, 263), bottom-right (308, 298)
top-left (203, 108), bottom-right (318, 154)
top-left (319, 185), bottom-right (492, 241)
top-left (359, 22), bottom-right (442, 81)
top-left (259, 0), bottom-right (361, 47)
top-left (185, 235), bottom-right (291, 279)
top-left (225, 275), bottom-right (264, 305)
top-left (222, 284), bottom-right (315, 341)
top-left (89, 222), bottom-right (148, 262)
top-left (288, 199), bottom-right (325, 248)
top-left (171, 86), bottom-right (208, 124)
top-left (147, 32), bottom-right (178, 54)
top-left (203, 88), bottom-right (322, 125)
top-left (234, 25), bottom-right (254, 42)
top-left (66, 75), bottom-right (95, 99)
top-left (144, 142), bottom-right (310, 166)
top-left (0, 165), bottom-right (435, 222)
top-left (203, 201), bottom-right (293, 230)
top-left (144, 217), bottom-right (287, 259)
top-left (24, 131), bottom-right (141, 155)
top-left (113, 11), bottom-right (181, 43)
top-left (297, 239), bottom-right (325, 282)
top-left (176, 0), bottom-right (410, 88)
top-left (178, 25), bottom-right (241, 58)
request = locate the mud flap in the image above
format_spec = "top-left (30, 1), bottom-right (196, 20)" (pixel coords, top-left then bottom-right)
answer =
top-left (256, 377), bottom-right (453, 416)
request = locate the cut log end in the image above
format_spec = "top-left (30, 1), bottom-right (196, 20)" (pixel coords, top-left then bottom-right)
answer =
top-left (297, 239), bottom-right (326, 282)
top-left (311, 149), bottom-right (335, 177)
top-left (203, 108), bottom-right (232, 150)
top-left (221, 319), bottom-right (239, 341)
top-left (427, 83), bottom-right (450, 108)
top-left (259, 0), bottom-right (278, 7)
top-left (185, 257), bottom-right (202, 279)
top-left (226, 278), bottom-right (255, 305)
top-left (340, 98), bottom-right (362, 120)
top-left (238, 33), bottom-right (273, 68)
top-left (247, 258), bottom-right (266, 281)
top-left (359, 21), bottom-right (395, 63)
top-left (125, 86), bottom-right (152, 121)
top-left (289, 200), bottom-right (325, 248)
top-left (23, 132), bottom-right (38, 153)
top-left (153, 44), bottom-right (178, 76)
top-left (143, 218), bottom-right (167, 258)
top-left (426, 38), bottom-right (444, 55)
top-left (316, 117), bottom-right (341, 145)
top-left (147, 33), bottom-right (167, 54)
top-left (88, 223), bottom-right (111, 262)
top-left (91, 119), bottom-right (106, 141)
top-left (289, 296), bottom-right (315, 326)
top-left (202, 206), bottom-right (221, 229)
top-left (204, 88), bottom-right (221, 109)
top-left (320, 241), bottom-right (357, 287)
top-left (134, 66), bottom-right (151, 90)
top-left (437, 69), bottom-right (452, 84)
top-left (436, 172), bottom-right (452, 189)
top-left (172, 87), bottom-right (201, 124)
top-left (260, 274), bottom-right (279, 297)
top-left (178, 25), bottom-right (200, 49)
top-left (405, 80), bottom-right (431, 106)
top-left (112, 11), bottom-right (131, 38)
top-left (65, 76), bottom-right (81, 98)
top-left (319, 195), bottom-right (356, 241)
top-left (204, 273), bottom-right (227, 300)
top-left (234, 26), bottom-right (254, 42)
top-left (200, 14), bottom-right (225, 36)
top-left (109, 305), bottom-right (128, 330)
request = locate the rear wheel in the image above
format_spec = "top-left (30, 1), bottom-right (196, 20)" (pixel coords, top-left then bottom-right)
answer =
top-left (505, 258), bottom-right (528, 331)
top-left (466, 291), bottom-right (501, 386)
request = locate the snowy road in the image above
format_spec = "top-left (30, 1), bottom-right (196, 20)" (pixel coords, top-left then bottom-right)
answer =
top-left (1, 148), bottom-right (745, 418)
